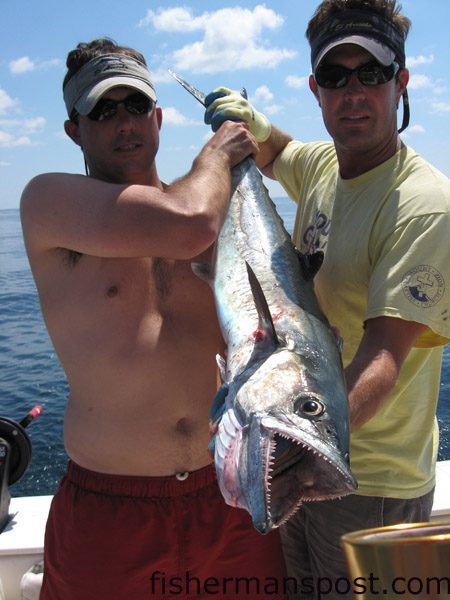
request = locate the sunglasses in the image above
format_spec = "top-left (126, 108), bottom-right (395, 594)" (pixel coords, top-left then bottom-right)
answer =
top-left (314, 61), bottom-right (400, 89)
top-left (87, 92), bottom-right (154, 121)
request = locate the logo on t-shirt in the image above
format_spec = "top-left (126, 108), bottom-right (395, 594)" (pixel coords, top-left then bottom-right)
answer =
top-left (402, 265), bottom-right (445, 308)
top-left (302, 210), bottom-right (331, 253)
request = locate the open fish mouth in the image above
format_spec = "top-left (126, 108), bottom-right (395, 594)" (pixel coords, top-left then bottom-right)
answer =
top-left (215, 409), bottom-right (357, 534)
top-left (262, 430), bottom-right (356, 533)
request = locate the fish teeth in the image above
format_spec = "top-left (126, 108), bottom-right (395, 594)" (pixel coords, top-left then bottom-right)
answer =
top-left (277, 499), bottom-right (304, 527)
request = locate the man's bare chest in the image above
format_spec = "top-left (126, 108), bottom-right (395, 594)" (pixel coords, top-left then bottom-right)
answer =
top-left (45, 253), bottom-right (221, 365)
top-left (66, 255), bottom-right (215, 320)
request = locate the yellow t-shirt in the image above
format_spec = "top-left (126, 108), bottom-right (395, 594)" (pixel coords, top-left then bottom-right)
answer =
top-left (273, 141), bottom-right (450, 498)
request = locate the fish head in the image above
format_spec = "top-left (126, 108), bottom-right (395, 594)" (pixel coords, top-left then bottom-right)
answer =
top-left (214, 347), bottom-right (356, 534)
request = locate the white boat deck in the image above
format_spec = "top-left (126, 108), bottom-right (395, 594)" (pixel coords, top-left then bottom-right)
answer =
top-left (1, 461), bottom-right (450, 599)
top-left (0, 495), bottom-right (51, 600)
top-left (430, 459), bottom-right (450, 520)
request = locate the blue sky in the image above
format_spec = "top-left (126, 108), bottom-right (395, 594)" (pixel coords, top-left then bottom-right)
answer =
top-left (1, 0), bottom-right (449, 209)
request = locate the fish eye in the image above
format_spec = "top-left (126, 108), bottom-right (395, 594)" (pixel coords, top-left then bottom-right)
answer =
top-left (294, 396), bottom-right (325, 418)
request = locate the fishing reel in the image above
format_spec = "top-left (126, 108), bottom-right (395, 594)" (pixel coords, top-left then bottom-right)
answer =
top-left (0, 406), bottom-right (42, 532)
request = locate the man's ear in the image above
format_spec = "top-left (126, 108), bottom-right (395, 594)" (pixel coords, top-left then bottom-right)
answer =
top-left (64, 119), bottom-right (82, 147)
top-left (309, 74), bottom-right (321, 106)
top-left (156, 106), bottom-right (163, 130)
top-left (397, 67), bottom-right (409, 104)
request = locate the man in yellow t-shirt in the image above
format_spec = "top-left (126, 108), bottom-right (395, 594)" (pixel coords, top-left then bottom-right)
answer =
top-left (204, 0), bottom-right (450, 597)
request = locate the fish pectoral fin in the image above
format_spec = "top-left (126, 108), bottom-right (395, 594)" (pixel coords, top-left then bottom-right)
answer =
top-left (191, 262), bottom-right (212, 282)
top-left (295, 249), bottom-right (324, 281)
top-left (245, 261), bottom-right (279, 348)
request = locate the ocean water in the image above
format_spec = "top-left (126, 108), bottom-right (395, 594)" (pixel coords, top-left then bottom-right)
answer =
top-left (1, 205), bottom-right (449, 498)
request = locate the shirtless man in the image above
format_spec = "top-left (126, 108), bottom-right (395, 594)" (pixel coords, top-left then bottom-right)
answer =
top-left (20, 39), bottom-right (286, 600)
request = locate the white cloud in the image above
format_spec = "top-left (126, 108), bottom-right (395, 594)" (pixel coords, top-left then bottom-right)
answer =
top-left (141, 5), bottom-right (296, 74)
top-left (432, 102), bottom-right (450, 113)
top-left (405, 73), bottom-right (446, 96)
top-left (152, 68), bottom-right (176, 84)
top-left (55, 130), bottom-right (69, 141)
top-left (264, 104), bottom-right (283, 116)
top-left (163, 143), bottom-right (199, 153)
top-left (248, 86), bottom-right (282, 116)
top-left (408, 74), bottom-right (432, 90)
top-left (285, 75), bottom-right (309, 89)
top-left (0, 89), bottom-right (17, 115)
top-left (432, 80), bottom-right (447, 96)
top-left (0, 131), bottom-right (34, 147)
top-left (23, 117), bottom-right (46, 132)
top-left (41, 58), bottom-right (62, 69)
top-left (0, 105), bottom-right (46, 147)
top-left (0, 160), bottom-right (11, 167)
top-left (10, 56), bottom-right (35, 74)
top-left (407, 125), bottom-right (425, 134)
top-left (250, 85), bottom-right (274, 105)
top-left (0, 117), bottom-right (46, 132)
top-left (162, 106), bottom-right (202, 126)
top-left (407, 54), bottom-right (434, 68)
top-left (139, 7), bottom-right (207, 32)
top-left (9, 56), bottom-right (62, 75)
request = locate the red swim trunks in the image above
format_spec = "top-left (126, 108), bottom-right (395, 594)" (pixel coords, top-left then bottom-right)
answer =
top-left (41, 461), bottom-right (287, 599)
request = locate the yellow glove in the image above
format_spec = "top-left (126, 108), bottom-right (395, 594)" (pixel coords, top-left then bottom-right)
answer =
top-left (204, 87), bottom-right (271, 143)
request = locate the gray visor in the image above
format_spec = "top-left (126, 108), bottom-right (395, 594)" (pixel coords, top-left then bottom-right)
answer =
top-left (310, 9), bottom-right (405, 71)
top-left (63, 54), bottom-right (157, 117)
top-left (313, 36), bottom-right (395, 71)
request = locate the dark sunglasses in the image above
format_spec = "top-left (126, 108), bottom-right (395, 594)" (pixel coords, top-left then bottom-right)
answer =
top-left (87, 92), bottom-right (154, 121)
top-left (314, 61), bottom-right (400, 89)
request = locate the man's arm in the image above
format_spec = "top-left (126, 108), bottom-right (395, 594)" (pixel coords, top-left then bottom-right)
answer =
top-left (345, 316), bottom-right (428, 431)
top-left (256, 126), bottom-right (293, 179)
top-left (21, 121), bottom-right (257, 261)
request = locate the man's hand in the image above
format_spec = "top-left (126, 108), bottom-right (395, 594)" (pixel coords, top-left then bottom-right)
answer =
top-left (204, 87), bottom-right (272, 143)
top-left (203, 120), bottom-right (259, 169)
